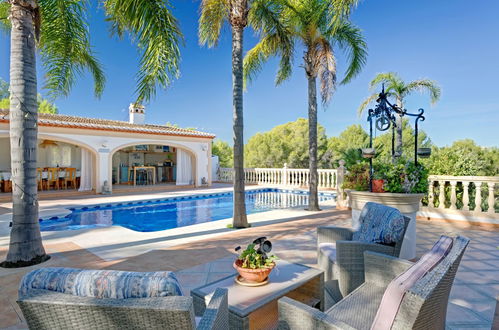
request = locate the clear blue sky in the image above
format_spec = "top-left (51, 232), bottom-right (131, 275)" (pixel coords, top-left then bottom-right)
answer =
top-left (1, 0), bottom-right (498, 147)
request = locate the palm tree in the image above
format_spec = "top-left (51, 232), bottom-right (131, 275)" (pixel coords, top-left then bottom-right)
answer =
top-left (358, 72), bottom-right (441, 160)
top-left (243, 0), bottom-right (367, 210)
top-left (199, 0), bottom-right (253, 228)
top-left (1, 0), bottom-right (182, 268)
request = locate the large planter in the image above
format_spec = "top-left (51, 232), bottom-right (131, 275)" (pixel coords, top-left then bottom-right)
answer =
top-left (347, 190), bottom-right (424, 260)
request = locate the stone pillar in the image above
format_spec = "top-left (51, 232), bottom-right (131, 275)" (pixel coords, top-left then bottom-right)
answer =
top-left (281, 163), bottom-right (288, 186)
top-left (336, 160), bottom-right (346, 209)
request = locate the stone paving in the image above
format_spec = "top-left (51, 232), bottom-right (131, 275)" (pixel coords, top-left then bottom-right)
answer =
top-left (0, 208), bottom-right (498, 329)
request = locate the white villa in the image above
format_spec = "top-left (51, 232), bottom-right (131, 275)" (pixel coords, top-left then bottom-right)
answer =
top-left (0, 104), bottom-right (215, 195)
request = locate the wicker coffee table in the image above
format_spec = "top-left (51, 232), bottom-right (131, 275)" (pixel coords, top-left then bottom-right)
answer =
top-left (191, 260), bottom-right (324, 330)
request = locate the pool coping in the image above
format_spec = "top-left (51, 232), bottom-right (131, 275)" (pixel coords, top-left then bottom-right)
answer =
top-left (0, 186), bottom-right (337, 261)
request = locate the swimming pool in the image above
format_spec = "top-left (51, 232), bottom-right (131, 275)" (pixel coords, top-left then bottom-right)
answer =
top-left (39, 189), bottom-right (334, 232)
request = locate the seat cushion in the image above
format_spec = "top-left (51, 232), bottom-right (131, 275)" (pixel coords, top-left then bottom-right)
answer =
top-left (19, 267), bottom-right (183, 299)
top-left (319, 243), bottom-right (337, 262)
top-left (352, 202), bottom-right (406, 245)
top-left (370, 235), bottom-right (454, 330)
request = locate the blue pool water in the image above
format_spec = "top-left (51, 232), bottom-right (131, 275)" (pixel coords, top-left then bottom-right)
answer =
top-left (39, 189), bottom-right (334, 232)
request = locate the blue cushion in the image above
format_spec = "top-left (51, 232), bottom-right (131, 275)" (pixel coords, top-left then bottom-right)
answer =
top-left (352, 202), bottom-right (406, 245)
top-left (19, 267), bottom-right (183, 299)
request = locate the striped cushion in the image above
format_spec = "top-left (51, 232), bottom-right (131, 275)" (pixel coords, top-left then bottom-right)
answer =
top-left (353, 202), bottom-right (406, 245)
top-left (19, 267), bottom-right (183, 299)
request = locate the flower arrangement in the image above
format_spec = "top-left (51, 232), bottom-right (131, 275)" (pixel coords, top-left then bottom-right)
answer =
top-left (343, 160), bottom-right (428, 194)
top-left (379, 161), bottom-right (428, 194)
top-left (234, 237), bottom-right (278, 284)
top-left (235, 238), bottom-right (277, 269)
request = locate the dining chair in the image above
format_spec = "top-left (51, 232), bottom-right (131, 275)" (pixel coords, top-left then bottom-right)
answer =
top-left (47, 168), bottom-right (59, 190)
top-left (61, 168), bottom-right (76, 189)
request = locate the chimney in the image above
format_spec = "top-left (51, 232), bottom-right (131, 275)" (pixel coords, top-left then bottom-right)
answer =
top-left (129, 103), bottom-right (145, 125)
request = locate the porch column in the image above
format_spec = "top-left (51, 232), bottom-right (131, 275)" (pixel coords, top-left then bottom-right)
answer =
top-left (96, 148), bottom-right (111, 193)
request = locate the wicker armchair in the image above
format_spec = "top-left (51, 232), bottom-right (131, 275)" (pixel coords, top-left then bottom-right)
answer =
top-left (279, 236), bottom-right (470, 330)
top-left (318, 202), bottom-right (410, 298)
top-left (18, 268), bottom-right (228, 330)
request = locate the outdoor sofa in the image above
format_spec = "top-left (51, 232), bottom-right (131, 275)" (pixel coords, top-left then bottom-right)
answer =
top-left (17, 268), bottom-right (228, 330)
top-left (318, 202), bottom-right (410, 298)
top-left (279, 235), bottom-right (470, 330)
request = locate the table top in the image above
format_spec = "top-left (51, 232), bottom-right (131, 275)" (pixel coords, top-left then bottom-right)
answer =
top-left (191, 260), bottom-right (323, 317)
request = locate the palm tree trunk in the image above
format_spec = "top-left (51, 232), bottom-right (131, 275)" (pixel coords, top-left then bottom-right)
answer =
top-left (307, 74), bottom-right (320, 211)
top-left (231, 24), bottom-right (248, 228)
top-left (1, 0), bottom-right (49, 268)
top-left (394, 97), bottom-right (403, 161)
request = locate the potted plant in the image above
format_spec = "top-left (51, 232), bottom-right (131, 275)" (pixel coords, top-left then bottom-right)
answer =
top-left (234, 237), bottom-right (277, 285)
top-left (371, 167), bottom-right (385, 193)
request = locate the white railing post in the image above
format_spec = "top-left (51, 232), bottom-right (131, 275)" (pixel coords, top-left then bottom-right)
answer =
top-left (450, 181), bottom-right (457, 210)
top-left (462, 181), bottom-right (470, 211)
top-left (282, 163), bottom-right (288, 186)
top-left (488, 182), bottom-right (496, 214)
top-left (474, 182), bottom-right (482, 212)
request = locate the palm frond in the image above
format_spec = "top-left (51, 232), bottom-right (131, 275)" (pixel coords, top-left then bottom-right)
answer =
top-left (369, 72), bottom-right (401, 91)
top-left (105, 0), bottom-right (183, 103)
top-left (327, 0), bottom-right (359, 33)
top-left (39, 0), bottom-right (105, 98)
top-left (357, 92), bottom-right (378, 115)
top-left (243, 34), bottom-right (279, 86)
top-left (405, 79), bottom-right (441, 104)
top-left (317, 38), bottom-right (336, 105)
top-left (246, 0), bottom-right (294, 86)
top-left (332, 20), bottom-right (367, 84)
top-left (199, 0), bottom-right (228, 48)
top-left (275, 43), bottom-right (294, 85)
top-left (0, 1), bottom-right (10, 33)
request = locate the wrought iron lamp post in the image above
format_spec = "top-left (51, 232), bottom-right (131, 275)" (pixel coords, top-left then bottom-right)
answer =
top-left (364, 85), bottom-right (429, 192)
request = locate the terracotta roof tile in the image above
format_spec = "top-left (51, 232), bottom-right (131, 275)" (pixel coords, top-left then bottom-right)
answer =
top-left (0, 109), bottom-right (215, 139)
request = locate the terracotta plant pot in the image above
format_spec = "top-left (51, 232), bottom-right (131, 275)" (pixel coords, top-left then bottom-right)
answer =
top-left (372, 179), bottom-right (385, 193)
top-left (233, 259), bottom-right (275, 283)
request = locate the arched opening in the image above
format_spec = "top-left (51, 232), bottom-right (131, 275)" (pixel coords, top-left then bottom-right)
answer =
top-left (109, 143), bottom-right (197, 191)
top-left (0, 134), bottom-right (98, 196)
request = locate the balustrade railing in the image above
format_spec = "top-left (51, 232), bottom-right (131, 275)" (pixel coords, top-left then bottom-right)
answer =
top-left (217, 166), bottom-right (339, 190)
top-left (423, 175), bottom-right (498, 217)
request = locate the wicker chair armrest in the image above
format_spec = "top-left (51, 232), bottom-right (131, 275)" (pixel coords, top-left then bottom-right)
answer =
top-left (317, 226), bottom-right (354, 245)
top-left (364, 251), bottom-right (413, 286)
top-left (197, 288), bottom-right (228, 330)
top-left (278, 296), bottom-right (352, 330)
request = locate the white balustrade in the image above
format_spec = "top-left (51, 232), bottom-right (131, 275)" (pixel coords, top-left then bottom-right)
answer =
top-left (216, 165), bottom-right (339, 190)
top-left (425, 175), bottom-right (498, 216)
